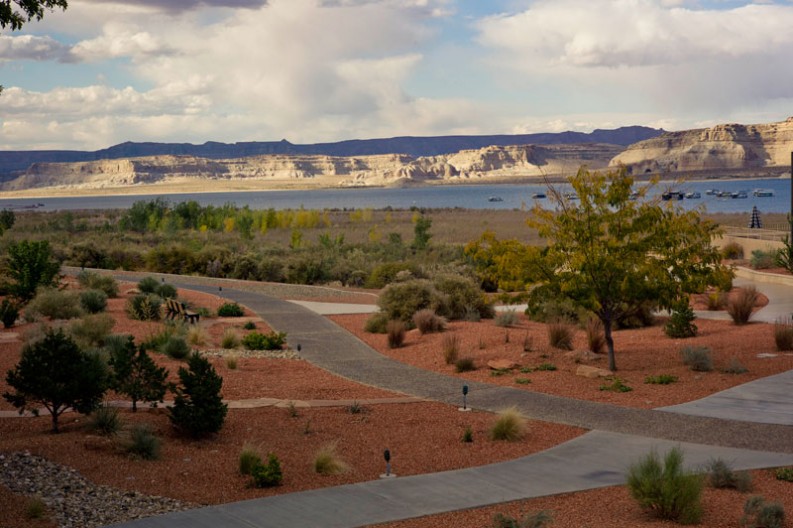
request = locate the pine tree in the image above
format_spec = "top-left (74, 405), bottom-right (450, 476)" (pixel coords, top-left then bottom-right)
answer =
top-left (169, 352), bottom-right (227, 437)
top-left (108, 336), bottom-right (168, 412)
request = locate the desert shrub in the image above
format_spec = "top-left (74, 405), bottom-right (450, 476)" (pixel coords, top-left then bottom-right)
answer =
top-left (615, 300), bottom-right (657, 330)
top-left (461, 426), bottom-right (473, 443)
top-left (386, 320), bottom-right (406, 348)
top-left (157, 283), bottom-right (178, 299)
top-left (161, 335), bottom-right (191, 359)
top-left (137, 276), bottom-right (161, 294)
top-left (126, 293), bottom-right (162, 321)
top-left (775, 467), bottom-right (793, 482)
top-left (186, 325), bottom-right (208, 347)
top-left (547, 320), bottom-right (574, 350)
top-left (413, 309), bottom-right (446, 334)
top-left (251, 453), bottom-right (283, 488)
top-left (243, 320), bottom-right (256, 330)
top-left (704, 458), bottom-right (753, 492)
top-left (77, 270), bottom-right (119, 297)
top-left (492, 511), bottom-right (553, 528)
top-left (169, 352), bottom-right (228, 437)
top-left (243, 331), bottom-right (287, 350)
top-left (525, 286), bottom-right (586, 323)
top-left (139, 320), bottom-right (186, 352)
top-left (463, 305), bottom-right (482, 322)
top-left (455, 357), bottom-right (476, 372)
top-left (433, 274), bottom-right (493, 320)
top-left (706, 290), bottom-right (727, 310)
top-left (364, 312), bottom-right (389, 334)
top-left (25, 288), bottom-right (82, 320)
top-left (723, 357), bottom-right (748, 374)
top-left (5, 240), bottom-right (61, 302)
top-left (126, 423), bottom-right (161, 460)
top-left (721, 241), bottom-right (744, 260)
top-left (490, 406), bottom-right (526, 441)
top-left (314, 442), bottom-right (350, 475)
top-left (221, 328), bottom-right (241, 349)
top-left (728, 286), bottom-right (758, 325)
top-left (742, 496), bottom-right (785, 528)
top-left (627, 447), bottom-right (704, 524)
top-left (664, 304), bottom-right (697, 338)
top-left (536, 362), bottom-right (557, 371)
top-left (774, 317), bottom-right (793, 351)
top-left (585, 317), bottom-right (605, 354)
top-left (378, 279), bottom-right (443, 323)
top-left (750, 249), bottom-right (776, 270)
top-left (25, 496), bottom-right (47, 520)
top-left (90, 404), bottom-right (123, 436)
top-left (442, 333), bottom-right (461, 364)
top-left (681, 346), bottom-right (713, 372)
top-left (0, 298), bottom-right (19, 328)
top-left (495, 309), bottom-right (519, 328)
top-left (366, 262), bottom-right (420, 289)
top-left (226, 355), bottom-right (238, 369)
top-left (79, 289), bottom-right (108, 314)
top-left (69, 313), bottom-right (115, 348)
top-left (218, 302), bottom-right (245, 317)
top-left (239, 445), bottom-right (262, 475)
top-left (600, 377), bottom-right (633, 392)
top-left (645, 374), bottom-right (678, 385)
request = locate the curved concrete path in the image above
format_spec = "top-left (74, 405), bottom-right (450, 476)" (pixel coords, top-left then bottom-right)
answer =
top-left (106, 273), bottom-right (793, 528)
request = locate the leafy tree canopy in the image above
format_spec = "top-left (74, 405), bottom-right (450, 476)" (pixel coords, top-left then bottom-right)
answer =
top-left (1, 1), bottom-right (67, 31)
top-left (529, 167), bottom-right (732, 371)
top-left (3, 239), bottom-right (62, 302)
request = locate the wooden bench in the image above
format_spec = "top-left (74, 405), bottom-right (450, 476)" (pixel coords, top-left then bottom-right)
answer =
top-left (165, 298), bottom-right (200, 324)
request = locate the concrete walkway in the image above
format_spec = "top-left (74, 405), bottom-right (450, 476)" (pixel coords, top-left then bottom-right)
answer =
top-left (108, 274), bottom-right (793, 528)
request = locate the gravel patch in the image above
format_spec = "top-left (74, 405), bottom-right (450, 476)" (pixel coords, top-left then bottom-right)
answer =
top-left (200, 348), bottom-right (300, 359)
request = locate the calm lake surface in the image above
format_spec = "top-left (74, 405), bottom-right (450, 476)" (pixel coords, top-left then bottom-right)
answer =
top-left (2, 178), bottom-right (792, 214)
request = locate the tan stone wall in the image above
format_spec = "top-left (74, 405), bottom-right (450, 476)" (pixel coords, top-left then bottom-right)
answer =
top-left (713, 234), bottom-right (784, 256)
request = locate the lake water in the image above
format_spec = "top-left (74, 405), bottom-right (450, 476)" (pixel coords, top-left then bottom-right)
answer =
top-left (2, 177), bottom-right (791, 214)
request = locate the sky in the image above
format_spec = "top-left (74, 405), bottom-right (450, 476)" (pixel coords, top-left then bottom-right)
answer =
top-left (2, 0), bottom-right (793, 151)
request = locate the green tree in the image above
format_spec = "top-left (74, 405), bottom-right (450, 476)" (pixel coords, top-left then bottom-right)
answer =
top-left (169, 352), bottom-right (227, 437)
top-left (108, 336), bottom-right (168, 412)
top-left (530, 168), bottom-right (731, 371)
top-left (412, 215), bottom-right (432, 250)
top-left (464, 230), bottom-right (544, 291)
top-left (3, 239), bottom-right (61, 302)
top-left (1, 1), bottom-right (67, 31)
top-left (4, 328), bottom-right (107, 433)
top-left (0, 208), bottom-right (15, 235)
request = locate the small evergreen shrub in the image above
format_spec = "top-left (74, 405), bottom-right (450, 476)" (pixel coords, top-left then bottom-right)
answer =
top-left (721, 241), bottom-right (744, 260)
top-left (168, 352), bottom-right (228, 437)
top-left (705, 458), bottom-right (753, 492)
top-left (723, 357), bottom-right (748, 374)
top-left (644, 374), bottom-right (678, 385)
top-left (239, 445), bottom-right (262, 475)
top-left (79, 289), bottom-right (108, 314)
top-left (0, 298), bottom-right (19, 328)
top-left (137, 277), bottom-right (160, 294)
top-left (728, 286), bottom-right (758, 325)
top-left (77, 271), bottom-right (119, 298)
top-left (442, 333), bottom-right (461, 365)
top-left (490, 406), bottom-right (526, 441)
top-left (536, 362), bottom-right (557, 371)
top-left (162, 335), bottom-right (191, 360)
top-left (515, 377), bottom-right (531, 385)
top-left (26, 288), bottom-right (82, 320)
top-left (126, 423), bottom-right (161, 460)
top-left (386, 320), bottom-right (406, 348)
top-left (218, 302), bottom-right (245, 317)
top-left (600, 377), bottom-right (633, 392)
top-left (251, 453), bottom-right (283, 487)
top-left (221, 328), bottom-right (241, 349)
top-left (242, 331), bottom-right (287, 350)
top-left (69, 313), bottom-right (115, 348)
top-left (664, 304), bottom-right (698, 338)
top-left (461, 426), bottom-right (473, 443)
top-left (492, 511), bottom-right (553, 528)
top-left (742, 496), bottom-right (785, 528)
top-left (547, 320), bottom-right (574, 350)
top-left (774, 467), bottom-right (793, 482)
top-left (156, 283), bottom-right (177, 299)
top-left (25, 496), bottom-right (47, 520)
top-left (773, 317), bottom-right (793, 351)
top-left (681, 346), bottom-right (713, 372)
top-left (243, 321), bottom-right (256, 330)
top-left (126, 293), bottom-right (162, 321)
top-left (226, 355), bottom-right (238, 370)
top-left (626, 447), bottom-right (704, 524)
top-left (90, 404), bottom-right (123, 436)
top-left (364, 312), bottom-right (389, 334)
top-left (750, 249), bottom-right (776, 270)
top-left (314, 442), bottom-right (349, 475)
top-left (495, 310), bottom-right (519, 328)
top-left (412, 309), bottom-right (446, 334)
top-left (455, 357), bottom-right (476, 372)
top-left (585, 317), bottom-right (605, 354)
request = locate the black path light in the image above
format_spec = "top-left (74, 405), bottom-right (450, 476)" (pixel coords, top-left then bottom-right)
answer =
top-left (380, 448), bottom-right (396, 478)
top-left (459, 384), bottom-right (471, 412)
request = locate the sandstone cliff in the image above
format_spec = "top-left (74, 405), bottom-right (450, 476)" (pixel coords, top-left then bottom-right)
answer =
top-left (611, 117), bottom-right (793, 174)
top-left (2, 144), bottom-right (622, 192)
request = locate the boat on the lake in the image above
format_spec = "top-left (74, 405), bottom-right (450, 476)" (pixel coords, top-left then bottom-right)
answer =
top-left (685, 192), bottom-right (701, 199)
top-left (662, 191), bottom-right (684, 201)
top-left (753, 189), bottom-right (775, 197)
top-left (531, 192), bottom-right (546, 199)
top-left (488, 196), bottom-right (503, 202)
top-left (732, 190), bottom-right (748, 199)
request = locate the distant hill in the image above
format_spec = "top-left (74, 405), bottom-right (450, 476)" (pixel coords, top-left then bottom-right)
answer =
top-left (0, 126), bottom-right (662, 179)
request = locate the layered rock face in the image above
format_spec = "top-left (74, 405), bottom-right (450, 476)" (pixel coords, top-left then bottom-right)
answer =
top-left (611, 117), bottom-right (793, 174)
top-left (3, 144), bottom-right (621, 191)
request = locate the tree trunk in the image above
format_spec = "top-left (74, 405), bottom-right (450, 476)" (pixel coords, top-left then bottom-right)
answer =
top-left (604, 317), bottom-right (617, 372)
top-left (132, 399), bottom-right (137, 413)
top-left (51, 411), bottom-right (60, 434)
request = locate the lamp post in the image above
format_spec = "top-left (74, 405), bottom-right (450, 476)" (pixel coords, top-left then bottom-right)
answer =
top-left (380, 448), bottom-right (395, 478)
top-left (459, 384), bottom-right (471, 412)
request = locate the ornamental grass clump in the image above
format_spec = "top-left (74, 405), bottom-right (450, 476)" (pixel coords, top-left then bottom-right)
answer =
top-left (547, 320), bottom-right (574, 350)
top-left (626, 447), bottom-right (704, 525)
top-left (412, 309), bottom-right (446, 334)
top-left (126, 423), bottom-right (161, 460)
top-left (489, 406), bottom-right (526, 441)
top-left (314, 442), bottom-right (350, 475)
top-left (455, 357), bottom-right (476, 372)
top-left (386, 320), bottom-right (406, 349)
top-left (494, 309), bottom-right (519, 328)
top-left (239, 444), bottom-right (262, 476)
top-left (90, 404), bottom-right (123, 436)
top-left (774, 317), bottom-right (793, 351)
top-left (442, 333), bottom-right (461, 365)
top-left (681, 346), bottom-right (713, 372)
top-left (585, 317), bottom-right (605, 354)
top-left (727, 286), bottom-right (758, 325)
top-left (126, 293), bottom-right (162, 321)
top-left (221, 328), bottom-right (241, 349)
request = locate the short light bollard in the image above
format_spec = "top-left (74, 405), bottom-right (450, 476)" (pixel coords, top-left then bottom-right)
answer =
top-left (458, 384), bottom-right (471, 412)
top-left (380, 448), bottom-right (396, 478)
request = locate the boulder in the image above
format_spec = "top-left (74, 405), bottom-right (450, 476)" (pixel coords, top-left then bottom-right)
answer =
top-left (564, 350), bottom-right (600, 362)
top-left (576, 365), bottom-right (613, 379)
top-left (487, 359), bottom-right (517, 371)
